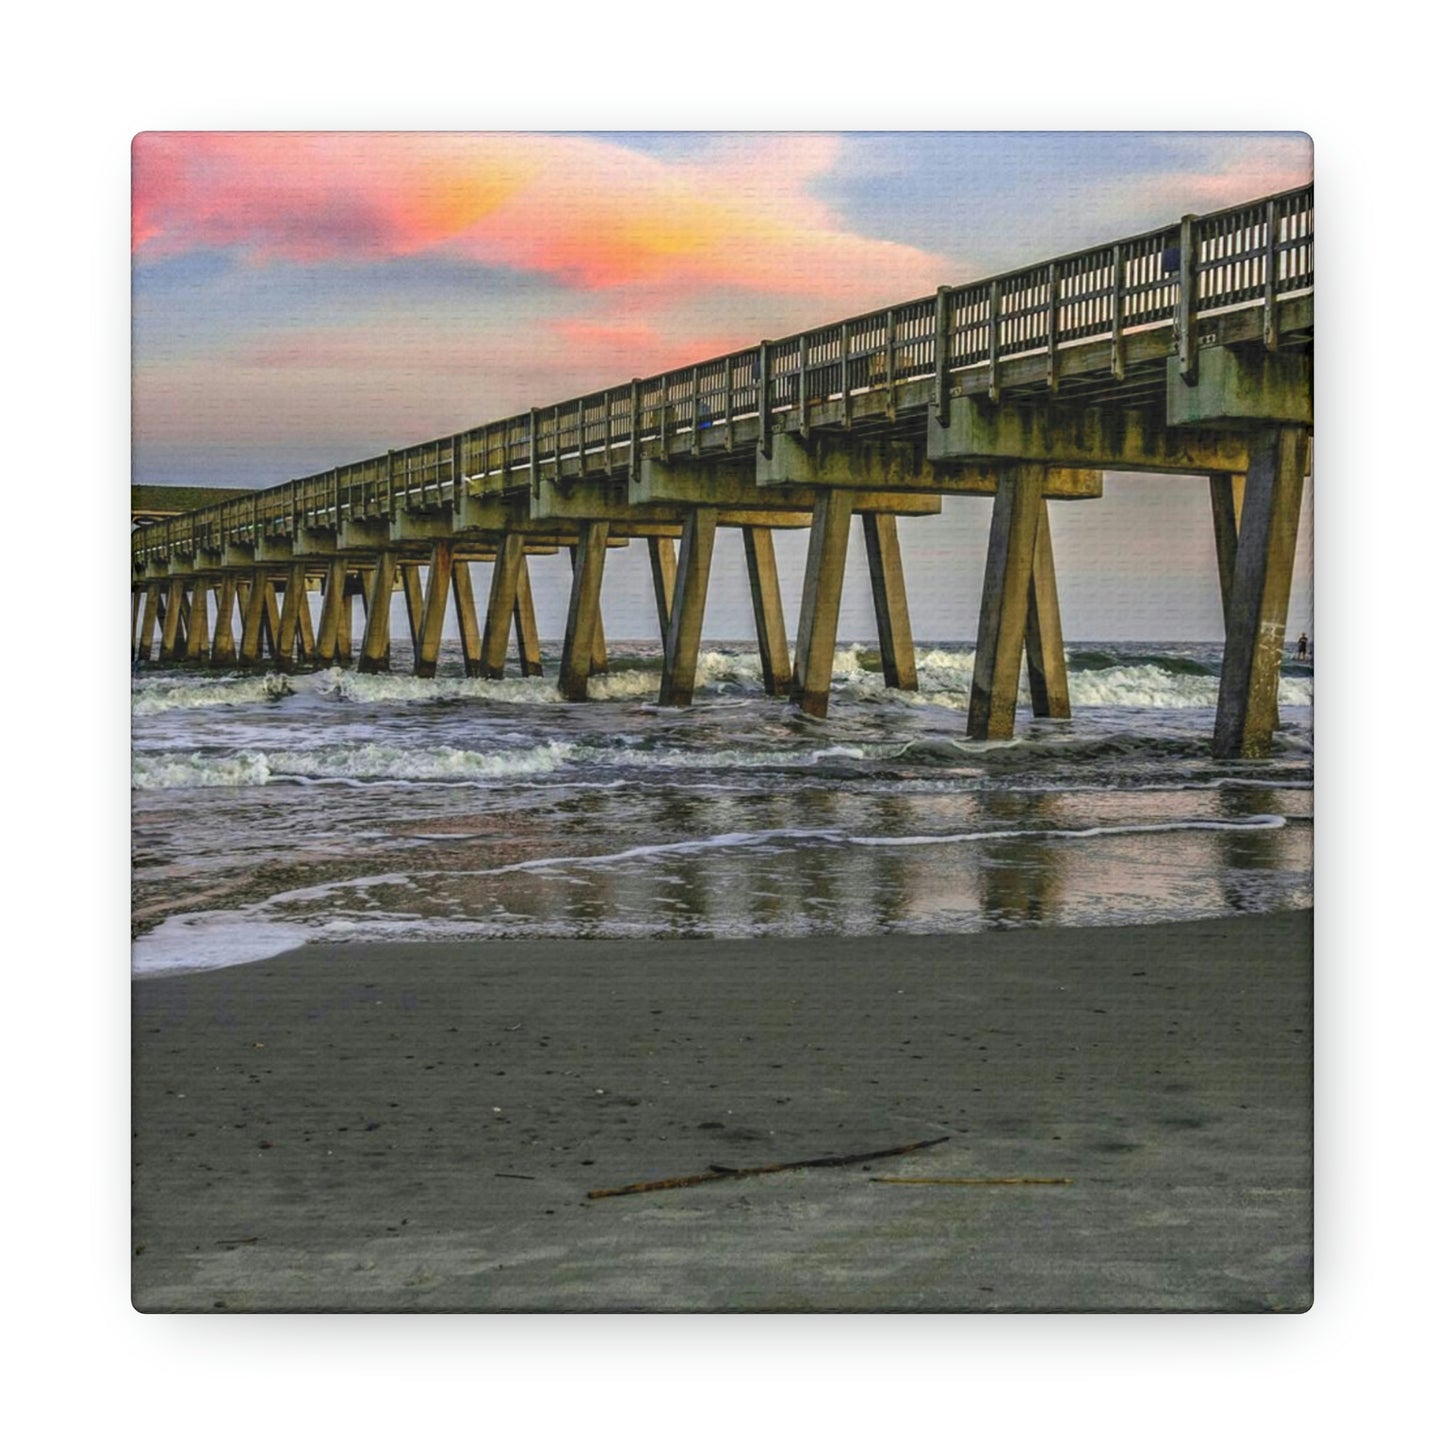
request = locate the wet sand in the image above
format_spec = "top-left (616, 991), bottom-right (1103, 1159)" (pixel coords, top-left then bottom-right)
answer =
top-left (132, 912), bottom-right (1311, 1312)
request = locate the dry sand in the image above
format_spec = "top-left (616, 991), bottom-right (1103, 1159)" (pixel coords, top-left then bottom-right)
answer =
top-left (132, 911), bottom-right (1311, 1311)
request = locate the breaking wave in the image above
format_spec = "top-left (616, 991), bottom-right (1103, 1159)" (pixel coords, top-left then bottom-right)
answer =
top-left (132, 740), bottom-right (578, 789)
top-left (131, 672), bottom-right (293, 715)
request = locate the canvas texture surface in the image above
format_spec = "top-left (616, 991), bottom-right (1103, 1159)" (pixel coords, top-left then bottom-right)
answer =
top-left (130, 131), bottom-right (1314, 1312)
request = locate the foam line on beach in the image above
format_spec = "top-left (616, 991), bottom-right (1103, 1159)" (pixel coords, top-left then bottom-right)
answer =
top-left (844, 814), bottom-right (1288, 848)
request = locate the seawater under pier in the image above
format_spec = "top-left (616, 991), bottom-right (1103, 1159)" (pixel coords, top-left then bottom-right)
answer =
top-left (132, 185), bottom-right (1312, 759)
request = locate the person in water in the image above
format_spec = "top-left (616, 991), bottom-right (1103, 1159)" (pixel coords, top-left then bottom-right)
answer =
top-left (1297, 632), bottom-right (1309, 661)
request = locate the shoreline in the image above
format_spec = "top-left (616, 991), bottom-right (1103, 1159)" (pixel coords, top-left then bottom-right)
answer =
top-left (133, 910), bottom-right (1312, 1312)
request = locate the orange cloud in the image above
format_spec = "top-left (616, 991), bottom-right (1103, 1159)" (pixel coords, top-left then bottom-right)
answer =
top-left (132, 132), bottom-right (947, 301)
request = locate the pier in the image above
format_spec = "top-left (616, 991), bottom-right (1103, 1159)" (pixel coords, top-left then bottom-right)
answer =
top-left (132, 185), bottom-right (1312, 759)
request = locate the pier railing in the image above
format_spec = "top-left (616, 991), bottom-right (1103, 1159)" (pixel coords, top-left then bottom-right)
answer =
top-left (133, 183), bottom-right (1312, 566)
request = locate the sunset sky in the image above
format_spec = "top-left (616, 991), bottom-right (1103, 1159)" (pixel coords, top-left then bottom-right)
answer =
top-left (131, 131), bottom-right (1313, 640)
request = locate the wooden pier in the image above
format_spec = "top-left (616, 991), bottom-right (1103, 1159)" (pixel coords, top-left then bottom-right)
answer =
top-left (132, 185), bottom-right (1312, 759)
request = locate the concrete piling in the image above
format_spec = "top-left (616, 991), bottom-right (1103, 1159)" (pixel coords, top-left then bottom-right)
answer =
top-left (1213, 426), bottom-right (1310, 759)
top-left (159, 580), bottom-right (187, 663)
top-left (659, 508), bottom-right (718, 707)
top-left (414, 542), bottom-right (453, 679)
top-left (451, 560), bottom-right (484, 677)
top-left (358, 552), bottom-right (395, 674)
top-left (742, 527), bottom-right (790, 696)
top-left (968, 465), bottom-right (1046, 740)
top-left (1023, 503), bottom-right (1070, 719)
top-left (790, 490), bottom-right (854, 717)
top-left (861, 512), bottom-right (917, 692)
top-left (560, 523), bottom-right (609, 702)
top-left (647, 536), bottom-right (678, 645)
top-left (184, 582), bottom-right (210, 664)
top-left (481, 535), bottom-right (526, 679)
top-left (210, 575), bottom-right (238, 666)
top-left (513, 555), bottom-right (543, 677)
top-left (238, 567), bottom-right (269, 666)
top-left (136, 583), bottom-right (162, 664)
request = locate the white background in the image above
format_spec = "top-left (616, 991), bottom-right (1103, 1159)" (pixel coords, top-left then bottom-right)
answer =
top-left (2, 5), bottom-right (1432, 1440)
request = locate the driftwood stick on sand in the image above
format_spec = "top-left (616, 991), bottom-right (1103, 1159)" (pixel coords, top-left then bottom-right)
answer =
top-left (869, 1176), bottom-right (1073, 1187)
top-left (587, 1135), bottom-right (950, 1201)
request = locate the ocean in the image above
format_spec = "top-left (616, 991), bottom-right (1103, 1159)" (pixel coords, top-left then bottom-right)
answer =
top-left (131, 640), bottom-right (1313, 974)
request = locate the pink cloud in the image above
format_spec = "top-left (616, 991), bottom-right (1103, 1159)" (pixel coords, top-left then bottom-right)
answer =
top-left (133, 132), bottom-right (947, 301)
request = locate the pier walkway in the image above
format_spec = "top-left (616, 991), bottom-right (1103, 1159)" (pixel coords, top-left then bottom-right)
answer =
top-left (132, 185), bottom-right (1312, 758)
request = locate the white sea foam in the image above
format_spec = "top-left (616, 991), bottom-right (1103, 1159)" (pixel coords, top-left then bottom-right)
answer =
top-left (132, 740), bottom-right (577, 789)
top-left (825, 644), bottom-right (1313, 712)
top-left (131, 914), bottom-right (313, 974)
top-left (132, 750), bottom-right (276, 789)
top-left (319, 669), bottom-right (557, 705)
top-left (131, 672), bottom-right (293, 715)
top-left (846, 814), bottom-right (1288, 847)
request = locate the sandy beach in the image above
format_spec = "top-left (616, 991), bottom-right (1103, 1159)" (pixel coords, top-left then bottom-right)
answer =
top-left (132, 911), bottom-right (1311, 1312)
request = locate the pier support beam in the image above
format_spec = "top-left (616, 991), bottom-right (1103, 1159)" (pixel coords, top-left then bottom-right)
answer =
top-left (1023, 503), bottom-right (1070, 719)
top-left (1209, 471), bottom-right (1273, 733)
top-left (238, 567), bottom-right (270, 666)
top-left (659, 508), bottom-right (718, 707)
top-left (742, 527), bottom-right (791, 696)
top-left (359, 552), bottom-right (396, 673)
top-left (648, 536), bottom-right (678, 645)
top-left (136, 583), bottom-right (162, 664)
top-left (414, 542), bottom-right (453, 678)
top-left (261, 580), bottom-right (281, 661)
top-left (1208, 473), bottom-right (1246, 624)
top-left (401, 562), bottom-right (424, 665)
top-left (967, 465), bottom-right (1046, 740)
top-left (159, 579), bottom-right (187, 663)
top-left (513, 555), bottom-right (543, 677)
top-left (559, 523), bottom-right (609, 702)
top-left (481, 535), bottom-right (525, 679)
top-left (276, 565), bottom-right (308, 671)
top-left (334, 573), bottom-right (353, 664)
top-left (1213, 426), bottom-right (1310, 759)
top-left (315, 559), bottom-right (348, 667)
top-left (296, 578), bottom-right (316, 661)
top-left (790, 490), bottom-right (854, 717)
top-left (861, 512), bottom-right (917, 691)
top-left (209, 576), bottom-right (238, 666)
top-left (452, 560), bottom-right (484, 676)
top-left (184, 582), bottom-right (210, 664)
